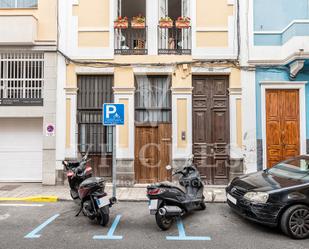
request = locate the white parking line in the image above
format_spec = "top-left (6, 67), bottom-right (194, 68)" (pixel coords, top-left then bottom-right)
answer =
top-left (0, 204), bottom-right (45, 207)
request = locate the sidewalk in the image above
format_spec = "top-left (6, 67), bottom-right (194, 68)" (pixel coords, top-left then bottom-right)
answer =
top-left (0, 183), bottom-right (227, 202)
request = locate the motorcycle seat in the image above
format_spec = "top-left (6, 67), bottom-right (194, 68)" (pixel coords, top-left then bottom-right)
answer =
top-left (155, 181), bottom-right (186, 193)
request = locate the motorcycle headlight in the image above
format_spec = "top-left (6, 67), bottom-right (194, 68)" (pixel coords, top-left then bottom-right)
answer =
top-left (244, 192), bottom-right (269, 204)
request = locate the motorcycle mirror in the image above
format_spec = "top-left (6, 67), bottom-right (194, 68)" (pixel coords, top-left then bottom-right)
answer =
top-left (166, 165), bottom-right (172, 171)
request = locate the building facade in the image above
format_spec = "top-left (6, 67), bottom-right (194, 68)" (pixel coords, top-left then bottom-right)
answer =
top-left (0, 0), bottom-right (59, 184)
top-left (59, 0), bottom-right (244, 186)
top-left (0, 0), bottom-right (245, 185)
top-left (241, 0), bottom-right (309, 172)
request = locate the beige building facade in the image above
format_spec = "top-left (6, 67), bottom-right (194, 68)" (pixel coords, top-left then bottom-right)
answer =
top-left (0, 0), bottom-right (244, 185)
top-left (60, 0), bottom-right (244, 186)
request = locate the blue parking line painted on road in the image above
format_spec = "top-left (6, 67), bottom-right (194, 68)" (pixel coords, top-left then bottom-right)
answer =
top-left (166, 218), bottom-right (211, 241)
top-left (24, 214), bottom-right (60, 239)
top-left (93, 215), bottom-right (123, 240)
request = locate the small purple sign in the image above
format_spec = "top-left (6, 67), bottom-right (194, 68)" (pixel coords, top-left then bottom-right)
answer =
top-left (46, 124), bottom-right (55, 136)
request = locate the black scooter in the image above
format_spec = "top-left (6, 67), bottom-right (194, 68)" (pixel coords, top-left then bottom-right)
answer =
top-left (75, 176), bottom-right (117, 226)
top-left (147, 156), bottom-right (206, 230)
top-left (62, 153), bottom-right (92, 200)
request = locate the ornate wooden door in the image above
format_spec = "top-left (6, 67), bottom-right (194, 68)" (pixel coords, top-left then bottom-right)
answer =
top-left (192, 76), bottom-right (230, 185)
top-left (266, 89), bottom-right (300, 168)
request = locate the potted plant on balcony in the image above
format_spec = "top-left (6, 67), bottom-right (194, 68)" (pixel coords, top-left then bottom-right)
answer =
top-left (159, 16), bottom-right (173, 28)
top-left (131, 14), bottom-right (146, 29)
top-left (176, 16), bottom-right (191, 28)
top-left (114, 16), bottom-right (129, 29)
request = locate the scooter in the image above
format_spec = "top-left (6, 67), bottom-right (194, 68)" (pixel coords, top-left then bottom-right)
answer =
top-left (62, 153), bottom-right (92, 200)
top-left (147, 155), bottom-right (206, 230)
top-left (75, 176), bottom-right (117, 226)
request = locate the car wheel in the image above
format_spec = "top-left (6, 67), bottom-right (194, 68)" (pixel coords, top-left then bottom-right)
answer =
top-left (280, 204), bottom-right (309, 239)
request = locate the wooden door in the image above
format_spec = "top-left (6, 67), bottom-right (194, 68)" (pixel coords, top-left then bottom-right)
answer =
top-left (266, 89), bottom-right (300, 168)
top-left (192, 76), bottom-right (230, 185)
top-left (135, 124), bottom-right (171, 183)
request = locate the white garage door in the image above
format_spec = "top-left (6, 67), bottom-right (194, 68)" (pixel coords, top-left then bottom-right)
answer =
top-left (0, 118), bottom-right (43, 182)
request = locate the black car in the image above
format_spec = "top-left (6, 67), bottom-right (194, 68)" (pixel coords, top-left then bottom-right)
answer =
top-left (226, 156), bottom-right (309, 239)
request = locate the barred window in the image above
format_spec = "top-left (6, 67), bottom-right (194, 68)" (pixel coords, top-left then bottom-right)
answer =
top-left (135, 75), bottom-right (171, 123)
top-left (0, 52), bottom-right (44, 100)
top-left (0, 0), bottom-right (38, 8)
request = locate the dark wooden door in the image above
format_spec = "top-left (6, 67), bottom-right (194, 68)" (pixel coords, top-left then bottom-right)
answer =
top-left (135, 124), bottom-right (171, 183)
top-left (266, 89), bottom-right (300, 168)
top-left (192, 76), bottom-right (230, 185)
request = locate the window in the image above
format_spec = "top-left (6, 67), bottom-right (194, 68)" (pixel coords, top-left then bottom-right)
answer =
top-left (0, 0), bottom-right (38, 8)
top-left (158, 0), bottom-right (191, 54)
top-left (115, 0), bottom-right (147, 55)
top-left (135, 75), bottom-right (171, 123)
top-left (0, 52), bottom-right (44, 101)
top-left (77, 76), bottom-right (114, 155)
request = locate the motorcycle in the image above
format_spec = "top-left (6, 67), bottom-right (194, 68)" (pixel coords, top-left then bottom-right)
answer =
top-left (75, 176), bottom-right (117, 226)
top-left (62, 153), bottom-right (92, 200)
top-left (63, 153), bottom-right (117, 226)
top-left (147, 155), bottom-right (206, 230)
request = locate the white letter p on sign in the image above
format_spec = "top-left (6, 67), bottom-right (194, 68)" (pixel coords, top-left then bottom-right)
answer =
top-left (106, 105), bottom-right (116, 118)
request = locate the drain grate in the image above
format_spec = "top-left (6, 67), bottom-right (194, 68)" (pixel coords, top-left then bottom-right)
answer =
top-left (0, 185), bottom-right (21, 191)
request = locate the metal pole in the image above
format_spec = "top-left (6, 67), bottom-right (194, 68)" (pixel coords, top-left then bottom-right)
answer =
top-left (112, 125), bottom-right (117, 198)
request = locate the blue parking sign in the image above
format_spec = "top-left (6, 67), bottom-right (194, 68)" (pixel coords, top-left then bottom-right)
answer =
top-left (103, 103), bottom-right (125, 126)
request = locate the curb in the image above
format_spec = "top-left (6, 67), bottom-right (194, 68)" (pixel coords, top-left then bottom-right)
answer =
top-left (0, 196), bottom-right (58, 203)
top-left (57, 198), bottom-right (227, 203)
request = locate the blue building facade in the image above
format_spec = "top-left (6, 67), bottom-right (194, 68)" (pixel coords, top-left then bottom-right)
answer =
top-left (252, 0), bottom-right (309, 169)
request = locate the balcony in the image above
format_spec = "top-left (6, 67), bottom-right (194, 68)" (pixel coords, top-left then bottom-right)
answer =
top-left (158, 26), bottom-right (191, 55)
top-left (0, 15), bottom-right (38, 45)
top-left (114, 27), bottom-right (148, 55)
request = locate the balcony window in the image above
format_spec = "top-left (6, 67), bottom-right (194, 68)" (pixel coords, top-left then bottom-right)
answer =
top-left (158, 0), bottom-right (191, 54)
top-left (0, 0), bottom-right (38, 8)
top-left (114, 0), bottom-right (147, 55)
top-left (0, 52), bottom-right (44, 106)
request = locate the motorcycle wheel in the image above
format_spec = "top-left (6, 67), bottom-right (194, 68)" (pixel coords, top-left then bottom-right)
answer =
top-left (199, 201), bottom-right (206, 210)
top-left (155, 212), bottom-right (173, 231)
top-left (97, 206), bottom-right (110, 226)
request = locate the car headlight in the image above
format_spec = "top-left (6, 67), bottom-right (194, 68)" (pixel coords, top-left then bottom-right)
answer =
top-left (244, 192), bottom-right (269, 204)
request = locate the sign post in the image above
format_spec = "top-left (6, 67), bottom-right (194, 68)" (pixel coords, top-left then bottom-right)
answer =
top-left (103, 103), bottom-right (125, 198)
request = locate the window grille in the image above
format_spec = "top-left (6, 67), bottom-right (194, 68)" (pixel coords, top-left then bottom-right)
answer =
top-left (77, 76), bottom-right (114, 155)
top-left (0, 0), bottom-right (38, 8)
top-left (0, 52), bottom-right (44, 100)
top-left (135, 75), bottom-right (171, 123)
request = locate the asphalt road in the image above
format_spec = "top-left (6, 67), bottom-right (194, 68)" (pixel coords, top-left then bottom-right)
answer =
top-left (0, 202), bottom-right (307, 249)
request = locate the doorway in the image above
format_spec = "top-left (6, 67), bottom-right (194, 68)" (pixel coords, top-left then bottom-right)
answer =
top-left (192, 76), bottom-right (230, 185)
top-left (134, 75), bottom-right (172, 183)
top-left (266, 89), bottom-right (300, 168)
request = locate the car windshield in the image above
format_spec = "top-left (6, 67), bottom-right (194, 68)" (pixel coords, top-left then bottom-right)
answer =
top-left (268, 158), bottom-right (309, 181)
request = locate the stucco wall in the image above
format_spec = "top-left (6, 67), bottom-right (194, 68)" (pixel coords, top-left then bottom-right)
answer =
top-left (0, 0), bottom-right (57, 42)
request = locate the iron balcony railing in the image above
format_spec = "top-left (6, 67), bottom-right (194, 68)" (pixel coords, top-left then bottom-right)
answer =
top-left (114, 26), bottom-right (148, 55)
top-left (158, 26), bottom-right (192, 55)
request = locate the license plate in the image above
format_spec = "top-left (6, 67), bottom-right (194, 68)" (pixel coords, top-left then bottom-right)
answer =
top-left (96, 197), bottom-right (109, 208)
top-left (149, 199), bottom-right (158, 210)
top-left (227, 193), bottom-right (237, 205)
